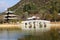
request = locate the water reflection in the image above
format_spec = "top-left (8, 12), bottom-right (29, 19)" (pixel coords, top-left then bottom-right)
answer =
top-left (0, 29), bottom-right (25, 40)
top-left (0, 26), bottom-right (50, 40)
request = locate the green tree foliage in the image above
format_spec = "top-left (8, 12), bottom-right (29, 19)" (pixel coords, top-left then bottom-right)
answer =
top-left (38, 0), bottom-right (60, 20)
top-left (52, 11), bottom-right (58, 21)
top-left (45, 14), bottom-right (53, 21)
top-left (23, 2), bottom-right (37, 18)
top-left (8, 0), bottom-right (60, 21)
top-left (23, 4), bottom-right (31, 12)
top-left (23, 2), bottom-right (37, 13)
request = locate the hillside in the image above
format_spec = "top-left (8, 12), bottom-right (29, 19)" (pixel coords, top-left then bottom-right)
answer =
top-left (8, 0), bottom-right (60, 21)
top-left (8, 0), bottom-right (51, 14)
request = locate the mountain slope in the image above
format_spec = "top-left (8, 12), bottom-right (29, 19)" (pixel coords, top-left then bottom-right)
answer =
top-left (8, 0), bottom-right (51, 14)
top-left (8, 0), bottom-right (60, 20)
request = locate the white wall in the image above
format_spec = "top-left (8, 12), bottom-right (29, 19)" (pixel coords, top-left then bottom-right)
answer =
top-left (21, 20), bottom-right (50, 31)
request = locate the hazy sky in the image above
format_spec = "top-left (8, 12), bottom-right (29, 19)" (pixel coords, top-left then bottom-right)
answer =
top-left (0, 0), bottom-right (20, 13)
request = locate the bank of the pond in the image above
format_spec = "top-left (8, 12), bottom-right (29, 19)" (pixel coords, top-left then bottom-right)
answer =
top-left (50, 22), bottom-right (60, 29)
top-left (0, 22), bottom-right (60, 40)
top-left (0, 23), bottom-right (21, 29)
top-left (0, 22), bottom-right (60, 30)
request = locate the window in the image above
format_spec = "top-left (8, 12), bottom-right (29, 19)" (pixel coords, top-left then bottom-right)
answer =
top-left (39, 22), bottom-right (42, 28)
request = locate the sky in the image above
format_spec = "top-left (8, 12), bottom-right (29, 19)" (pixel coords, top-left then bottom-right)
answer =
top-left (0, 0), bottom-right (20, 13)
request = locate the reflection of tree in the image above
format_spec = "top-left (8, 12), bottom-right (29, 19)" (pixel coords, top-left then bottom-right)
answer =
top-left (29, 22), bottom-right (32, 28)
top-left (18, 28), bottom-right (60, 40)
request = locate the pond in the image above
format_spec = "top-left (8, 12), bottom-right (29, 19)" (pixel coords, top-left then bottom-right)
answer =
top-left (0, 28), bottom-right (49, 40)
top-left (0, 29), bottom-right (26, 40)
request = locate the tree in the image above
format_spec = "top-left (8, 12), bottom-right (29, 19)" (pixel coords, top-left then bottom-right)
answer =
top-left (23, 4), bottom-right (31, 12)
top-left (52, 10), bottom-right (58, 22)
top-left (45, 14), bottom-right (53, 21)
top-left (48, 0), bottom-right (59, 21)
top-left (23, 2), bottom-right (37, 17)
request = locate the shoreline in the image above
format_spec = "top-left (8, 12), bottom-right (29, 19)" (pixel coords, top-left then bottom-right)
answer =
top-left (0, 22), bottom-right (59, 29)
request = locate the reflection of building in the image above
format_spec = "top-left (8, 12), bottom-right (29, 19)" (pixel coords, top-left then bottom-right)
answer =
top-left (3, 11), bottom-right (18, 23)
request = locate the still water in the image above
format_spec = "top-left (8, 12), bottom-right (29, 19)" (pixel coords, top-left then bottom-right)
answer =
top-left (0, 28), bottom-right (49, 40)
top-left (0, 29), bottom-right (26, 40)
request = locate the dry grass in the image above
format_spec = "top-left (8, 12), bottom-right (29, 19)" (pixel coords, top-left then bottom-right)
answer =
top-left (51, 22), bottom-right (60, 24)
top-left (0, 22), bottom-right (60, 30)
top-left (50, 22), bottom-right (60, 29)
top-left (0, 23), bottom-right (22, 30)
